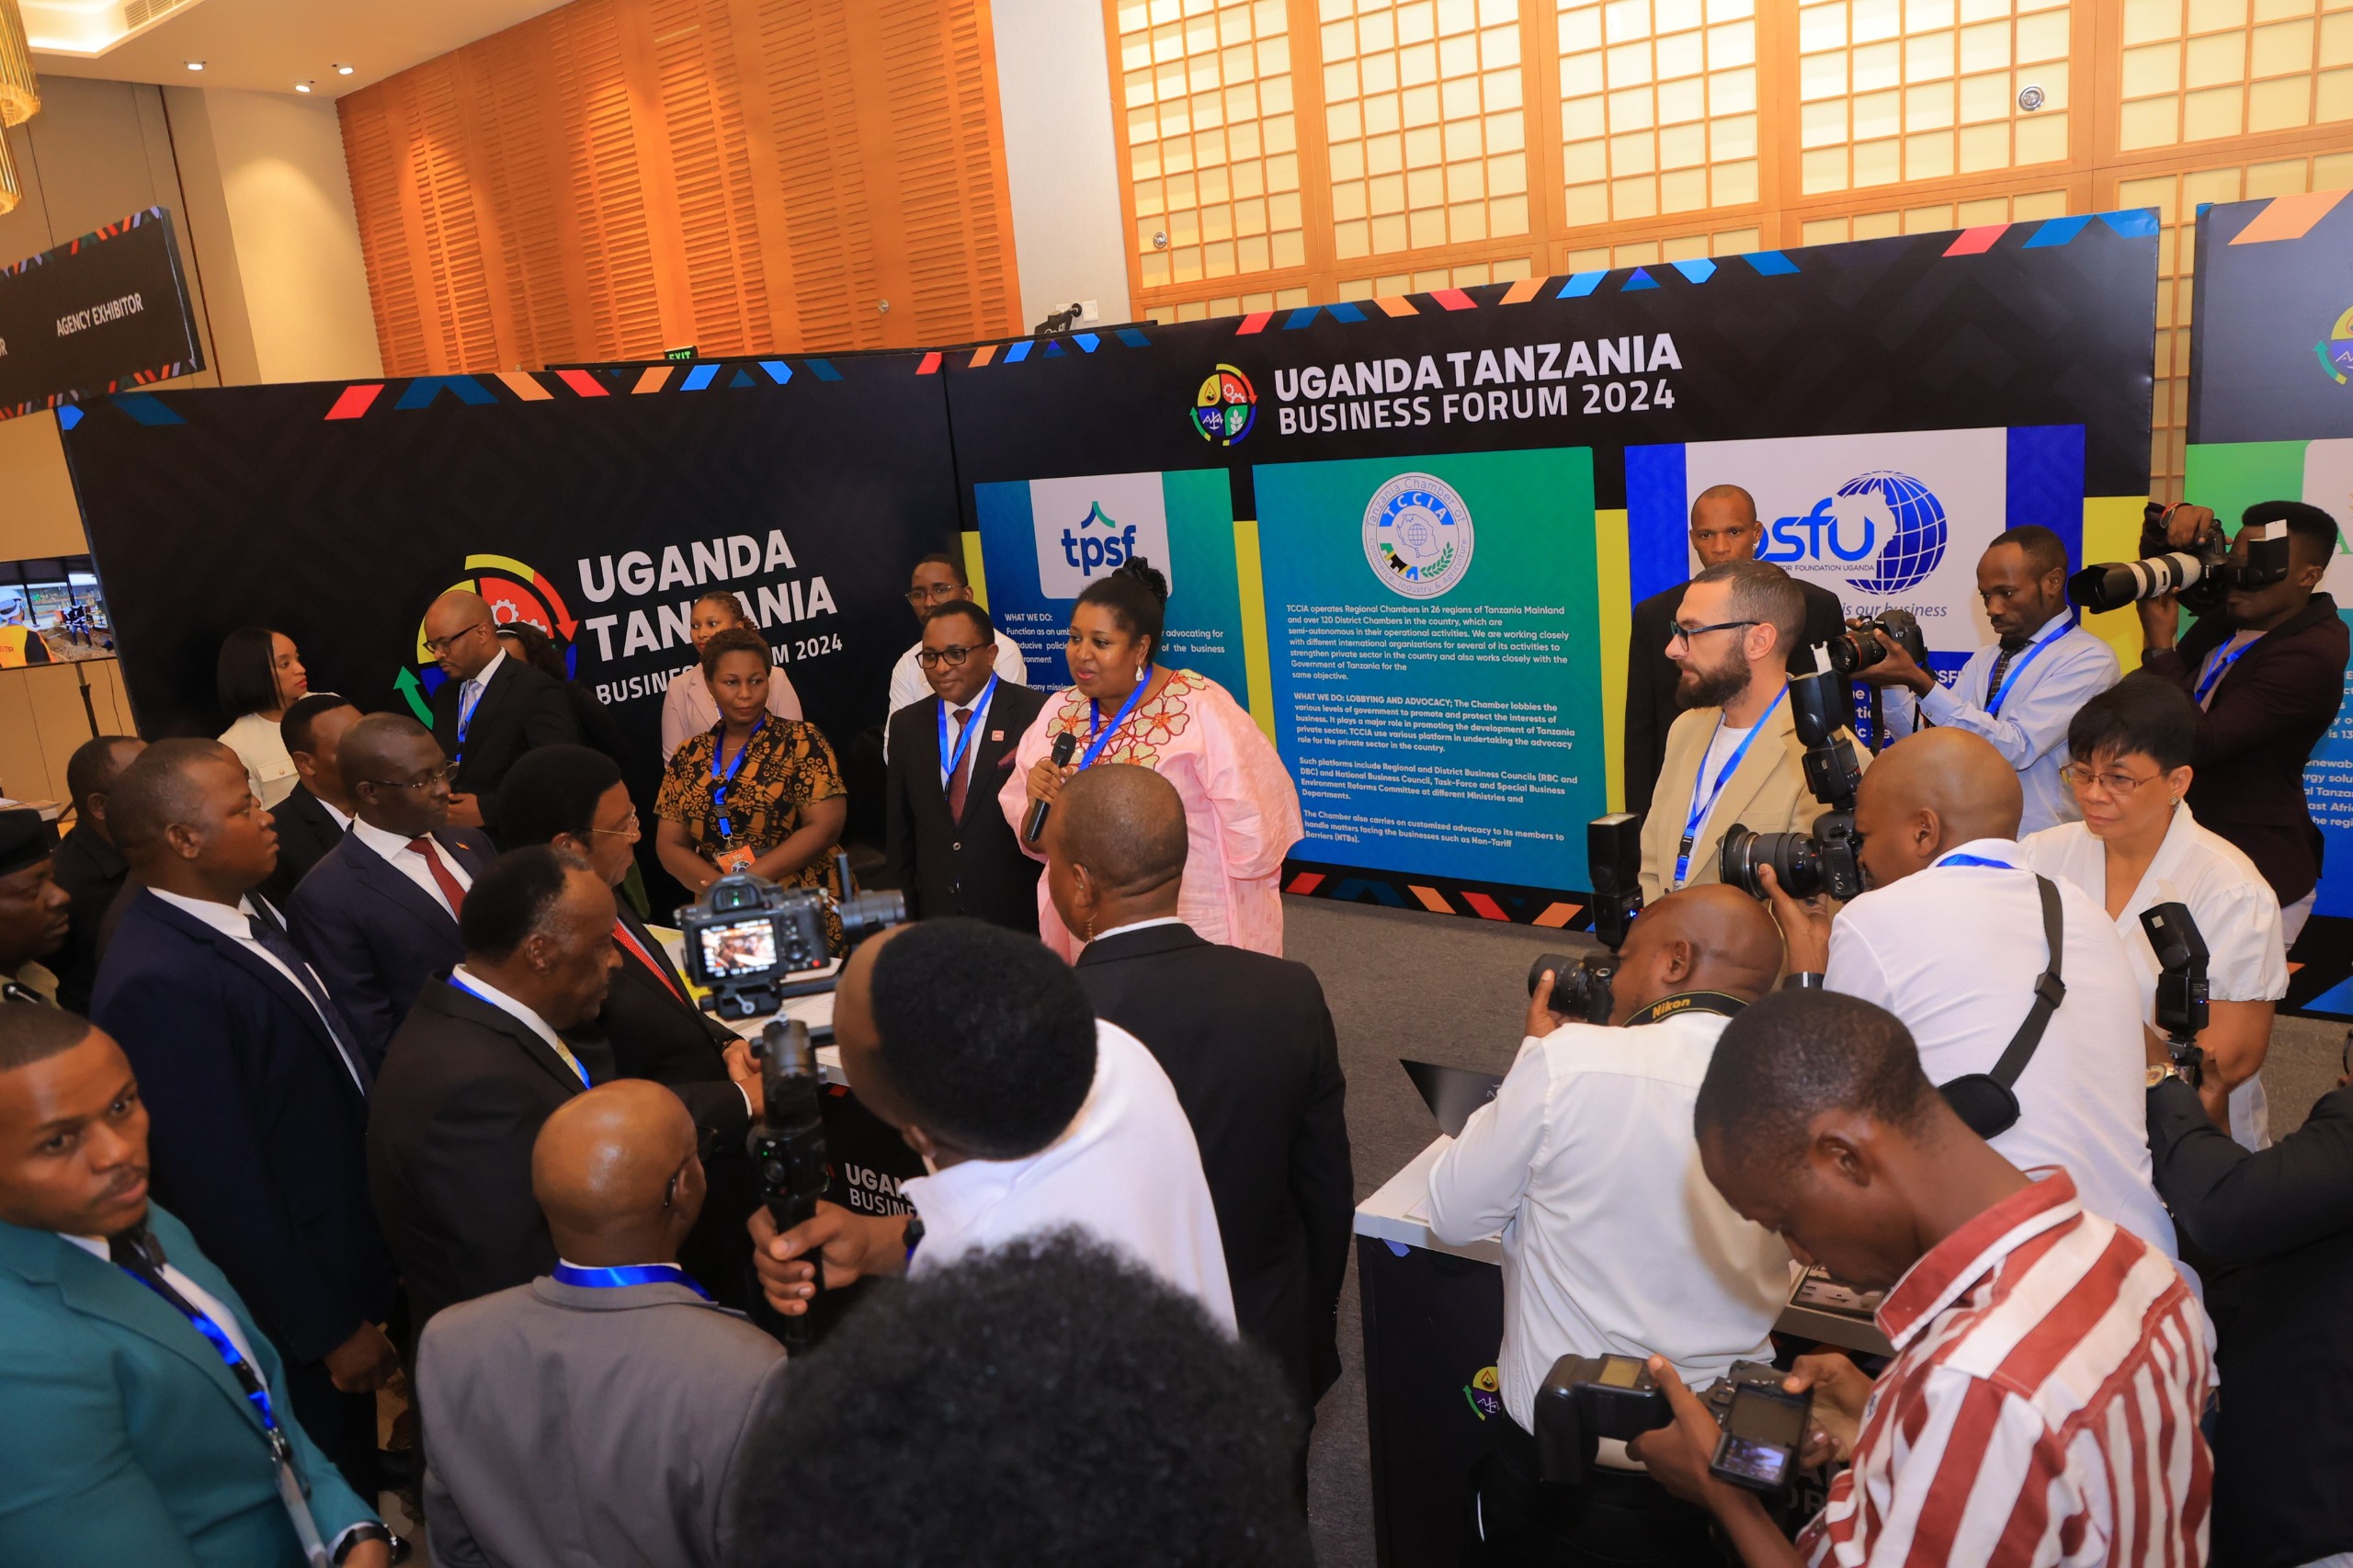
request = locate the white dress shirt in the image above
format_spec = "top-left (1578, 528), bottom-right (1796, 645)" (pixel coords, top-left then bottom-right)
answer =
top-left (145, 888), bottom-right (366, 1095)
top-left (881, 631), bottom-right (1031, 759)
top-left (1426, 1008), bottom-right (1792, 1433)
top-left (350, 817), bottom-right (474, 919)
top-left (1825, 838), bottom-right (2181, 1267)
top-left (318, 797), bottom-right (353, 832)
top-left (2022, 805), bottom-right (2290, 1150)
top-left (1880, 613), bottom-right (2120, 835)
top-left (449, 964), bottom-right (590, 1087)
top-left (901, 1020), bottom-right (1235, 1329)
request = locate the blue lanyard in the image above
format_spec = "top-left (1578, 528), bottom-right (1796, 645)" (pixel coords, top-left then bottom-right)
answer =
top-left (1985, 614), bottom-right (2074, 718)
top-left (710, 718), bottom-right (766, 841)
top-left (454, 676), bottom-right (484, 761)
top-left (551, 1260), bottom-right (712, 1300)
top-left (448, 974), bottom-right (588, 1085)
top-left (118, 1267), bottom-right (285, 1445)
top-left (1935, 852), bottom-right (2019, 870)
top-left (938, 674), bottom-right (1000, 789)
top-left (2193, 635), bottom-right (2258, 704)
top-left (1675, 687), bottom-right (1784, 887)
top-left (1077, 674), bottom-right (1153, 770)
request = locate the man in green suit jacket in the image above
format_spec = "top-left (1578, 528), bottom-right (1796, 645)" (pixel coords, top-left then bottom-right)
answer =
top-left (0, 1007), bottom-right (392, 1567)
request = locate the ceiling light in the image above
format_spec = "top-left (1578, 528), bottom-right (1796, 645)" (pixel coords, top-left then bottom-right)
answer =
top-left (185, 60), bottom-right (203, 70)
top-left (295, 82), bottom-right (312, 92)
top-left (334, 63), bottom-right (354, 74)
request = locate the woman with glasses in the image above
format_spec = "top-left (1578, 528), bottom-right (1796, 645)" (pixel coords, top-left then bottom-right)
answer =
top-left (2021, 672), bottom-right (2288, 1148)
top-left (882, 554), bottom-right (1030, 754)
top-left (1003, 557), bottom-right (1302, 960)
top-left (655, 627), bottom-right (847, 927)
top-left (659, 591), bottom-right (805, 761)
top-left (215, 625), bottom-right (310, 807)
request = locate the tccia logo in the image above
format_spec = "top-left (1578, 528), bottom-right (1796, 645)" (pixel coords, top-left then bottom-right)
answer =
top-left (1759, 471), bottom-right (1948, 596)
top-left (1363, 472), bottom-right (1474, 599)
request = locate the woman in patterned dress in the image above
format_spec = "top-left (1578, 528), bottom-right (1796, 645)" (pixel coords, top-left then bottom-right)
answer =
top-left (1001, 559), bottom-right (1302, 960)
top-left (655, 626), bottom-right (847, 916)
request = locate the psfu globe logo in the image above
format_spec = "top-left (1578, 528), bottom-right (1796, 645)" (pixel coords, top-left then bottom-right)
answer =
top-left (1363, 473), bottom-right (1474, 599)
top-left (2320, 304), bottom-right (2353, 387)
top-left (1836, 472), bottom-right (1948, 596)
top-left (1192, 364), bottom-right (1256, 446)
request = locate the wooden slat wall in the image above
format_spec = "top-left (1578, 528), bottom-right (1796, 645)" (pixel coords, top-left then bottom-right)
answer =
top-left (340, 0), bottom-right (1022, 372)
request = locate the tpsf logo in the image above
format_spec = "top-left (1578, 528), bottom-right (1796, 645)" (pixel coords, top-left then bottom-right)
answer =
top-left (1760, 472), bottom-right (1949, 596)
top-left (1029, 472), bottom-right (1175, 599)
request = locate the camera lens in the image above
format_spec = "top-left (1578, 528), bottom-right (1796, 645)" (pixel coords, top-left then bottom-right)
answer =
top-left (1720, 827), bottom-right (1825, 900)
top-left (2067, 551), bottom-right (2207, 614)
top-left (1529, 952), bottom-right (1581, 995)
top-left (838, 888), bottom-right (908, 941)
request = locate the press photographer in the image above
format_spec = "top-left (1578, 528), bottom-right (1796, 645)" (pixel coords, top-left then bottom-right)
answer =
top-left (1752, 728), bottom-right (2181, 1271)
top-left (1858, 526), bottom-right (2120, 835)
top-left (1630, 990), bottom-right (2212, 1566)
top-left (1423, 885), bottom-right (1791, 1564)
top-left (2128, 501), bottom-right (2347, 945)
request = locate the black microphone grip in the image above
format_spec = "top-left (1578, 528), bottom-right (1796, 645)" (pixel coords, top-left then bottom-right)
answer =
top-left (1023, 731), bottom-right (1079, 844)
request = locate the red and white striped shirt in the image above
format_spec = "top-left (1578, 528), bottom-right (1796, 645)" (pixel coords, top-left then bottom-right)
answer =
top-left (1800, 1170), bottom-right (2212, 1568)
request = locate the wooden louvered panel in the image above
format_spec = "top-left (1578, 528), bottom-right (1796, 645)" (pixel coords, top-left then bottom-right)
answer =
top-left (337, 0), bottom-right (1022, 371)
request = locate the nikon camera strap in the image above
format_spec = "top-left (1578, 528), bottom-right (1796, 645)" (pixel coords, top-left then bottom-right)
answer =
top-left (1938, 874), bottom-right (2066, 1139)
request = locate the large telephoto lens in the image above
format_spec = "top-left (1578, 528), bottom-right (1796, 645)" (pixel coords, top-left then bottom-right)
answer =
top-left (1719, 825), bottom-right (1826, 899)
top-left (2067, 551), bottom-right (2204, 614)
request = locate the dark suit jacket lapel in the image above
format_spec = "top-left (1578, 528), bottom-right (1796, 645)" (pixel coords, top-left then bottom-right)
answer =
top-left (433, 980), bottom-right (589, 1095)
top-left (616, 905), bottom-right (694, 999)
top-left (140, 893), bottom-right (350, 1069)
top-left (958, 691), bottom-right (1024, 828)
top-left (347, 838), bottom-right (461, 941)
top-left (436, 828), bottom-right (493, 880)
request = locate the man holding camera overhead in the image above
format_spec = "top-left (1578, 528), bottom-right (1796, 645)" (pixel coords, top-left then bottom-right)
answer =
top-left (2135, 501), bottom-right (2347, 947)
top-left (1637, 560), bottom-right (1867, 903)
top-left (1857, 525), bottom-right (2120, 836)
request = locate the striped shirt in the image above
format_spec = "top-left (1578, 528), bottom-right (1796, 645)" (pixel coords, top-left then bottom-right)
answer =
top-left (1800, 1170), bottom-right (2212, 1568)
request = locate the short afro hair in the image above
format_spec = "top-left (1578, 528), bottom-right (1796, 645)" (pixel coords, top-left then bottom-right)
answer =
top-left (278, 694), bottom-right (356, 759)
top-left (497, 745), bottom-right (626, 848)
top-left (1696, 989), bottom-right (1938, 1174)
top-left (866, 918), bottom-right (1097, 1160)
top-left (64, 735), bottom-right (143, 818)
top-left (0, 1006), bottom-right (98, 1074)
top-left (726, 1231), bottom-right (1311, 1568)
top-left (1055, 764), bottom-right (1187, 894)
top-left (699, 625), bottom-right (770, 683)
top-left (108, 738), bottom-right (243, 857)
top-left (1988, 523), bottom-right (2069, 578)
top-left (922, 598), bottom-right (996, 642)
top-left (2067, 671), bottom-right (2200, 773)
top-left (460, 845), bottom-right (592, 964)
top-left (2243, 498), bottom-right (2342, 568)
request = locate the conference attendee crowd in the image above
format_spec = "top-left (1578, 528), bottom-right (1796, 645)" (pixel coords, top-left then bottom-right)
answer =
top-left (0, 494), bottom-right (2345, 1568)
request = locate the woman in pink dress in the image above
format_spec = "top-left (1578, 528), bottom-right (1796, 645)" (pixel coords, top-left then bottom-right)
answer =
top-left (1000, 559), bottom-right (1302, 960)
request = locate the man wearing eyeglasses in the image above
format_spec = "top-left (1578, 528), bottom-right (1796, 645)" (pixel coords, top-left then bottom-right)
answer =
top-left (420, 589), bottom-right (579, 837)
top-left (290, 714), bottom-right (497, 1073)
top-left (881, 554), bottom-right (1030, 758)
top-left (885, 601), bottom-right (1050, 931)
top-left (1637, 560), bottom-right (1869, 903)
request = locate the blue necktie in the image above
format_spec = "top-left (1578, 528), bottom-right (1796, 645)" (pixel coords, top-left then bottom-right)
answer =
top-left (246, 905), bottom-right (373, 1094)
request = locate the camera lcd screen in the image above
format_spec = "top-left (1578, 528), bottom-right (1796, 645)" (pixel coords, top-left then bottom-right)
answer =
top-left (699, 917), bottom-right (779, 977)
top-left (1714, 1436), bottom-right (1790, 1487)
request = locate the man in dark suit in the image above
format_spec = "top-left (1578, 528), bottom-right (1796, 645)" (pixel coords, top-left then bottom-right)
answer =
top-left (885, 600), bottom-right (1050, 931)
top-left (90, 739), bottom-right (399, 1494)
top-left (367, 846), bottom-right (621, 1332)
top-left (2140, 500), bottom-right (2350, 947)
top-left (256, 694), bottom-right (359, 910)
top-left (1624, 484), bottom-right (1847, 813)
top-left (48, 735), bottom-right (143, 1013)
top-left (1047, 762), bottom-right (1352, 1421)
top-left (420, 588), bottom-right (579, 840)
top-left (0, 807), bottom-right (73, 1007)
top-left (290, 713), bottom-right (494, 1071)
top-left (498, 744), bottom-right (767, 1301)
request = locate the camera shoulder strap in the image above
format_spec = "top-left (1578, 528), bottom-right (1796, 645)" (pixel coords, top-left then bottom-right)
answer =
top-left (1988, 875), bottom-right (2066, 1091)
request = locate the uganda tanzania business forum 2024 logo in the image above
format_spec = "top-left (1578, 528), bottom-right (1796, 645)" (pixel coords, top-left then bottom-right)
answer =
top-left (2322, 304), bottom-right (2353, 387)
top-left (1192, 364), bottom-right (1256, 445)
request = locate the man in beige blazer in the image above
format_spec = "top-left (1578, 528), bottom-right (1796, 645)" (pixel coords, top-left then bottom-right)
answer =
top-left (1639, 559), bottom-right (1870, 903)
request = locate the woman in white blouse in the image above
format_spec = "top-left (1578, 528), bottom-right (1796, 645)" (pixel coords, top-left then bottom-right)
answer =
top-left (214, 626), bottom-right (310, 808)
top-left (659, 590), bottom-right (802, 760)
top-left (2022, 672), bottom-right (2288, 1150)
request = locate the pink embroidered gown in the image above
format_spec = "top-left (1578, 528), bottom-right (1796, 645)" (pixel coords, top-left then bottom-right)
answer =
top-left (998, 669), bottom-right (1304, 960)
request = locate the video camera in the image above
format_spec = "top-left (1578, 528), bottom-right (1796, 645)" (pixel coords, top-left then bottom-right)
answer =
top-left (1535, 1354), bottom-right (1813, 1494)
top-left (1718, 666), bottom-right (1868, 902)
top-left (2068, 502), bottom-right (2293, 616)
top-left (675, 849), bottom-right (906, 1019)
top-left (2140, 901), bottom-right (2210, 1087)
top-left (1822, 608), bottom-right (1929, 676)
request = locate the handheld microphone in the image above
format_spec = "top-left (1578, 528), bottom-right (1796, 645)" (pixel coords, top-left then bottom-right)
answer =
top-left (1024, 731), bottom-right (1079, 844)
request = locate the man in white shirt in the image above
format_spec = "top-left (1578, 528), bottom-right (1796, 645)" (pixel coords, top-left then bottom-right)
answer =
top-left (1862, 526), bottom-right (2120, 835)
top-left (882, 553), bottom-right (1030, 757)
top-left (1425, 885), bottom-right (1791, 1561)
top-left (749, 917), bottom-right (1233, 1329)
top-left (1762, 727), bottom-right (2179, 1267)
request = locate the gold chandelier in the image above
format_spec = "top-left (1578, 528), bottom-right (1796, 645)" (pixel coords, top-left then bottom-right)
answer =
top-left (0, 0), bottom-right (37, 218)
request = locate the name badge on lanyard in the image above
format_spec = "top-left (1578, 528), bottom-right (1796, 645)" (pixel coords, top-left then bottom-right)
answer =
top-left (1984, 614), bottom-right (2074, 719)
top-left (1077, 674), bottom-right (1151, 771)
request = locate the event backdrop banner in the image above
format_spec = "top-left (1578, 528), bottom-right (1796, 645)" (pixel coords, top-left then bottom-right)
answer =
top-left (2185, 188), bottom-right (2353, 1011)
top-left (943, 213), bottom-right (2157, 915)
top-left (58, 356), bottom-right (960, 793)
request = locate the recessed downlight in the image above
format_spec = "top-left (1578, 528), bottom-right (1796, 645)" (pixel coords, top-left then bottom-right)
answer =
top-left (334, 63), bottom-right (354, 74)
top-left (185, 60), bottom-right (204, 70)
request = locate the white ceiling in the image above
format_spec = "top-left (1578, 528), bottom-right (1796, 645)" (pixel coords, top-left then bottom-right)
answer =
top-left (28, 0), bottom-right (578, 98)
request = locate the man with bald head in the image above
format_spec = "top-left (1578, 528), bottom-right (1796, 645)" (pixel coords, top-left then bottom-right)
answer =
top-left (420, 587), bottom-right (578, 837)
top-left (1049, 764), bottom-right (1352, 1422)
top-left (1624, 485), bottom-right (1847, 813)
top-left (1762, 726), bottom-right (2177, 1269)
top-left (416, 1081), bottom-right (787, 1568)
top-left (1425, 884), bottom-right (1794, 1560)
top-left (290, 711), bottom-right (495, 1068)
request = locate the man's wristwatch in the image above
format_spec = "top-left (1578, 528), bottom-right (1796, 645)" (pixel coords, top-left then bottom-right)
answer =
top-left (1780, 972), bottom-right (1826, 991)
top-left (2146, 1062), bottom-right (2197, 1089)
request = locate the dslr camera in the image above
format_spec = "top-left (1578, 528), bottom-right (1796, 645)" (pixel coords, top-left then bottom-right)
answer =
top-left (2068, 502), bottom-right (2293, 616)
top-left (1535, 1355), bottom-right (1813, 1494)
top-left (1823, 607), bottom-right (1929, 676)
top-left (676, 849), bottom-right (906, 1018)
top-left (1718, 667), bottom-right (1868, 902)
top-left (1528, 950), bottom-right (1620, 1026)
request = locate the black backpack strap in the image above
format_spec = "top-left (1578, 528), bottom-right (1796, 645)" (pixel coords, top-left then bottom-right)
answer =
top-left (1988, 875), bottom-right (2066, 1091)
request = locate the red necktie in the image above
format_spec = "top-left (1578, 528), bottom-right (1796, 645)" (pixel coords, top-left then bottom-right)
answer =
top-left (613, 919), bottom-right (687, 1005)
top-left (945, 706), bottom-right (975, 821)
top-left (407, 836), bottom-right (468, 917)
